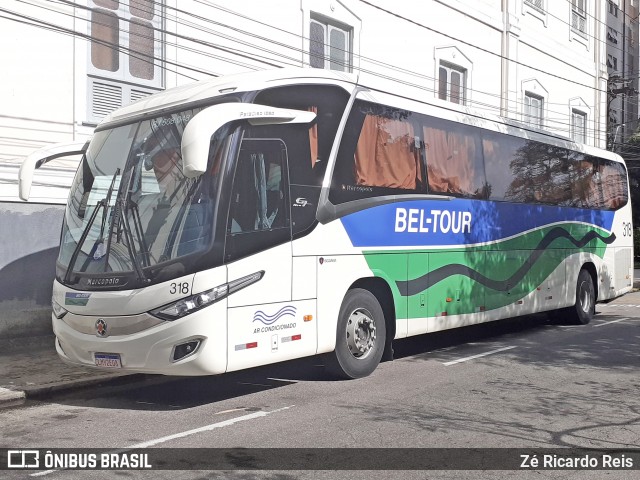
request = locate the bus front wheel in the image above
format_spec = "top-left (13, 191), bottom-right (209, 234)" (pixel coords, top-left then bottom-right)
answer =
top-left (326, 288), bottom-right (386, 380)
top-left (570, 268), bottom-right (595, 325)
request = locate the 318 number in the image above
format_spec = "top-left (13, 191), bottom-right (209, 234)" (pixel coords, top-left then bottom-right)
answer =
top-left (622, 222), bottom-right (632, 237)
top-left (170, 282), bottom-right (189, 294)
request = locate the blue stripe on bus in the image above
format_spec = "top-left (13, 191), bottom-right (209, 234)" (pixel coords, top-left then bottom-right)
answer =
top-left (339, 199), bottom-right (615, 247)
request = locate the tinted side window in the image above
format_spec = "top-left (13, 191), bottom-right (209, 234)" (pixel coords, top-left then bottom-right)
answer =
top-left (254, 85), bottom-right (350, 236)
top-left (600, 160), bottom-right (628, 209)
top-left (502, 142), bottom-right (570, 205)
top-left (331, 101), bottom-right (425, 204)
top-left (330, 99), bottom-right (627, 211)
top-left (423, 118), bottom-right (487, 198)
top-left (483, 133), bottom-right (627, 210)
top-left (225, 138), bottom-right (290, 262)
top-left (483, 132), bottom-right (526, 201)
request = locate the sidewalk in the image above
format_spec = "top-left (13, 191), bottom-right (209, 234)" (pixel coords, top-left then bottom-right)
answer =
top-left (0, 335), bottom-right (135, 408)
top-left (2, 283), bottom-right (640, 409)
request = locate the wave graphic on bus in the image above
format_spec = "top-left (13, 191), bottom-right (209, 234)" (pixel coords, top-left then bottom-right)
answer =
top-left (253, 306), bottom-right (297, 325)
top-left (394, 226), bottom-right (615, 296)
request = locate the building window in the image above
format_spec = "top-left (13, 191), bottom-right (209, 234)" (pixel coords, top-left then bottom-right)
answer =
top-left (88, 0), bottom-right (163, 123)
top-left (524, 92), bottom-right (544, 128)
top-left (571, 0), bottom-right (587, 37)
top-left (525, 0), bottom-right (544, 12)
top-left (309, 16), bottom-right (352, 72)
top-left (607, 54), bottom-right (618, 71)
top-left (91, 8), bottom-right (119, 71)
top-left (572, 110), bottom-right (587, 143)
top-left (609, 1), bottom-right (619, 17)
top-left (438, 63), bottom-right (466, 105)
top-left (523, 0), bottom-right (547, 25)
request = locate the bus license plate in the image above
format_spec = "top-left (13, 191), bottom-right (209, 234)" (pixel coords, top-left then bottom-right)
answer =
top-left (94, 353), bottom-right (122, 368)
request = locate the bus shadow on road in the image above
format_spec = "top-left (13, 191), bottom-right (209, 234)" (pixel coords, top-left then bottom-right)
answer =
top-left (38, 308), bottom-right (637, 411)
top-left (391, 313), bottom-right (552, 361)
top-left (391, 309), bottom-right (639, 372)
top-left (39, 354), bottom-right (333, 411)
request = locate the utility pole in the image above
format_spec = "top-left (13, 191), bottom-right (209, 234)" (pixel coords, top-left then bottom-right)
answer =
top-left (607, 76), bottom-right (638, 150)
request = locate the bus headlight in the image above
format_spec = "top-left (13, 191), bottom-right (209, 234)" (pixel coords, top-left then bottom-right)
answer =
top-left (52, 299), bottom-right (68, 319)
top-left (150, 270), bottom-right (264, 321)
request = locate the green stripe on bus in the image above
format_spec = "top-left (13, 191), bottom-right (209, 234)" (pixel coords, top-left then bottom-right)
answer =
top-left (363, 223), bottom-right (611, 318)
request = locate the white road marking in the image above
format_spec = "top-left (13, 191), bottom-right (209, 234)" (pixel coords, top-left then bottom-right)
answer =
top-left (128, 405), bottom-right (293, 448)
top-left (443, 346), bottom-right (516, 366)
top-left (593, 317), bottom-right (630, 327)
top-left (238, 382), bottom-right (273, 388)
top-left (30, 405), bottom-right (294, 477)
top-left (214, 408), bottom-right (247, 415)
top-left (267, 377), bottom-right (300, 383)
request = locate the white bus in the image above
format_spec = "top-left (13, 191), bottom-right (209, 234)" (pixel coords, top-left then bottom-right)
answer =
top-left (20, 68), bottom-right (633, 379)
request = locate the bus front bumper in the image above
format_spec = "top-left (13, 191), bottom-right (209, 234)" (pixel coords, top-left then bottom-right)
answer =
top-left (51, 305), bottom-right (227, 376)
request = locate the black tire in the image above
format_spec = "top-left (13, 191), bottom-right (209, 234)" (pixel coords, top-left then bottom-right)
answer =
top-left (325, 288), bottom-right (387, 380)
top-left (569, 268), bottom-right (595, 325)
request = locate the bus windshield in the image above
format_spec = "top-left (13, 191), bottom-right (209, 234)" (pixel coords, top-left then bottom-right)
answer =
top-left (58, 107), bottom-right (227, 289)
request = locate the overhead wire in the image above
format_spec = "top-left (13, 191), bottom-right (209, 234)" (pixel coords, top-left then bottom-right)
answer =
top-left (1, 0), bottom-right (634, 145)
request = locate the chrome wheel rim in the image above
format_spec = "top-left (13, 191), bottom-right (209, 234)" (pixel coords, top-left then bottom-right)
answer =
top-left (345, 308), bottom-right (377, 360)
top-left (578, 280), bottom-right (592, 314)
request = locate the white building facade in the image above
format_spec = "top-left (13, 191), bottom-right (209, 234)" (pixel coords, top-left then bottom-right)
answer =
top-left (0, 0), bottom-right (614, 165)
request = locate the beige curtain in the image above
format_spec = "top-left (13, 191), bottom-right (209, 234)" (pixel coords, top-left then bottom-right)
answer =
top-left (424, 126), bottom-right (477, 195)
top-left (309, 106), bottom-right (318, 167)
top-left (354, 115), bottom-right (421, 189)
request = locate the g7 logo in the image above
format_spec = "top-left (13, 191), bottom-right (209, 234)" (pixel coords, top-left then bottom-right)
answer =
top-left (294, 197), bottom-right (311, 208)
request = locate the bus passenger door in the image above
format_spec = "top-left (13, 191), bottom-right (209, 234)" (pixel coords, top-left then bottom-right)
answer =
top-left (224, 139), bottom-right (314, 372)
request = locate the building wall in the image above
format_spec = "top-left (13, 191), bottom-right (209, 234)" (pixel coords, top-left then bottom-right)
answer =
top-left (0, 202), bottom-right (64, 338)
top-left (0, 0), bottom-right (78, 163)
top-left (0, 0), bottom-right (619, 168)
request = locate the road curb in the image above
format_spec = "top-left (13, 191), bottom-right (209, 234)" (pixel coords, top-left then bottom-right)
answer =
top-left (23, 373), bottom-right (147, 399)
top-left (0, 387), bottom-right (26, 409)
top-left (0, 374), bottom-right (149, 409)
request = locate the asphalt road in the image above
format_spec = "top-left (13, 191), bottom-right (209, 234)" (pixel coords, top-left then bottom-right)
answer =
top-left (1, 301), bottom-right (639, 480)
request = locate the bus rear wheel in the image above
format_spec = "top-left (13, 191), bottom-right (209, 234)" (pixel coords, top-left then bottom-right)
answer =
top-left (570, 268), bottom-right (595, 325)
top-left (326, 288), bottom-right (386, 380)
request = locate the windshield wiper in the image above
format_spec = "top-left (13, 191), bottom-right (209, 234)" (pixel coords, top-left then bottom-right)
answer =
top-left (94, 168), bottom-right (120, 259)
top-left (102, 165), bottom-right (150, 285)
top-left (106, 196), bottom-right (150, 285)
top-left (63, 169), bottom-right (120, 284)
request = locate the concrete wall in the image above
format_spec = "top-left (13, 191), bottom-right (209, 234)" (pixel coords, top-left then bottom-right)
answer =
top-left (0, 202), bottom-right (64, 339)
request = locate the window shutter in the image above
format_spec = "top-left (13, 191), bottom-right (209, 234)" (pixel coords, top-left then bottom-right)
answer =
top-left (88, 78), bottom-right (158, 123)
top-left (310, 21), bottom-right (326, 69)
top-left (130, 89), bottom-right (151, 103)
top-left (329, 27), bottom-right (346, 71)
top-left (90, 81), bottom-right (123, 120)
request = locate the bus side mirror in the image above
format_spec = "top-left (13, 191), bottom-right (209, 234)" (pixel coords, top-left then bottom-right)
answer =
top-left (18, 141), bottom-right (88, 201)
top-left (180, 103), bottom-right (316, 178)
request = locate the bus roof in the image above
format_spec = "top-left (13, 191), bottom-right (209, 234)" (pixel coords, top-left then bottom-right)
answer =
top-left (98, 67), bottom-right (623, 165)
top-left (100, 68), bottom-right (358, 128)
